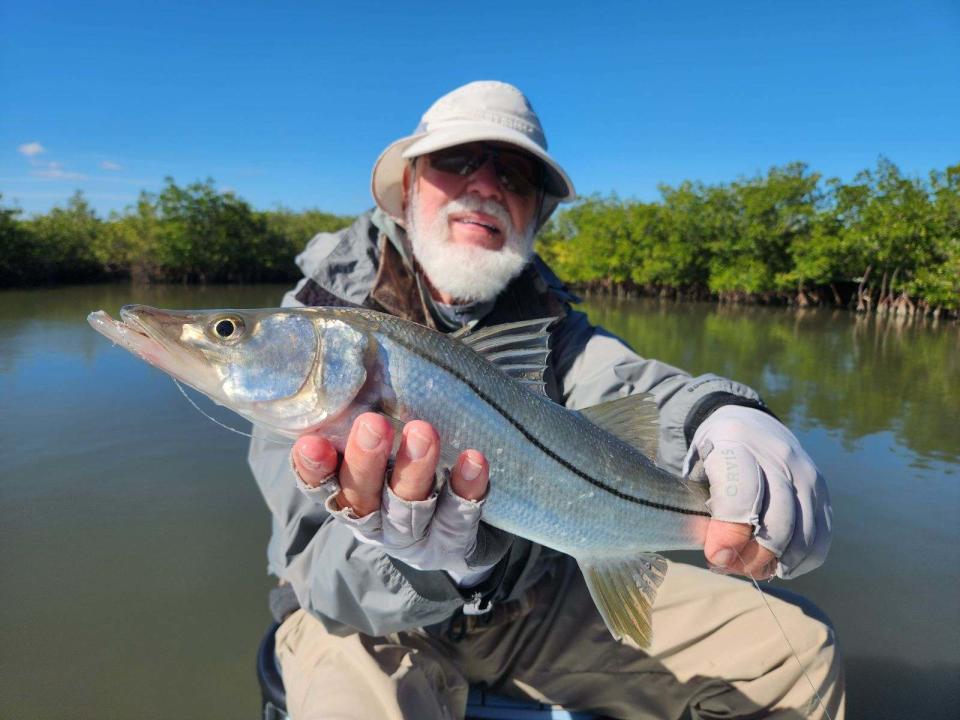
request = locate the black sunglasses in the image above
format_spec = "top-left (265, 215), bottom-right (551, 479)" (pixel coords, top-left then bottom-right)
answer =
top-left (424, 143), bottom-right (544, 198)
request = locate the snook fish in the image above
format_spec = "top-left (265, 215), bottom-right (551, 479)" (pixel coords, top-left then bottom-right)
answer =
top-left (88, 304), bottom-right (711, 647)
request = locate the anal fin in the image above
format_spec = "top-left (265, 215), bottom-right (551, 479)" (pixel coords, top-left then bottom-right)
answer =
top-left (578, 553), bottom-right (668, 649)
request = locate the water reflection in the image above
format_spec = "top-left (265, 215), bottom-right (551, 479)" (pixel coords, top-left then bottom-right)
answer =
top-left (0, 283), bottom-right (290, 375)
top-left (2, 285), bottom-right (958, 719)
top-left (580, 296), bottom-right (960, 465)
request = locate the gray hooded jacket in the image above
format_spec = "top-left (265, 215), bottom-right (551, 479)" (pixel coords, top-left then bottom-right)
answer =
top-left (247, 209), bottom-right (769, 637)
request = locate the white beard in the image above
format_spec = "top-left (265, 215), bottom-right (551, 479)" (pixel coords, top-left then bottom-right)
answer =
top-left (406, 192), bottom-right (535, 304)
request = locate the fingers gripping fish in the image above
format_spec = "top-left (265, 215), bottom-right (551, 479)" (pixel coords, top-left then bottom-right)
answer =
top-left (89, 304), bottom-right (711, 648)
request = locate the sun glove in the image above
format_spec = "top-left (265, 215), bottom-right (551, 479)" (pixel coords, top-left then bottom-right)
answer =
top-left (682, 405), bottom-right (832, 579)
top-left (321, 474), bottom-right (501, 581)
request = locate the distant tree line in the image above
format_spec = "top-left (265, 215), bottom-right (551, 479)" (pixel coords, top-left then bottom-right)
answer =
top-left (1, 160), bottom-right (957, 316)
top-left (537, 159), bottom-right (959, 317)
top-left (0, 178), bottom-right (353, 286)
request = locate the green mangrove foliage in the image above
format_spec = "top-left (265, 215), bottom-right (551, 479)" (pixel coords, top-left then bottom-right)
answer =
top-left (2, 160), bottom-right (956, 315)
top-left (0, 178), bottom-right (353, 286)
top-left (537, 159), bottom-right (959, 316)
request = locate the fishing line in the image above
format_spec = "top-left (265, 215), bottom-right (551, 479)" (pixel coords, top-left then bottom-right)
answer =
top-left (682, 474), bottom-right (834, 720)
top-left (172, 378), bottom-right (291, 446)
top-left (734, 549), bottom-right (834, 720)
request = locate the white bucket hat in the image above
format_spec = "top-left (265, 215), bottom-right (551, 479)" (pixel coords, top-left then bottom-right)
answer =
top-left (371, 81), bottom-right (575, 224)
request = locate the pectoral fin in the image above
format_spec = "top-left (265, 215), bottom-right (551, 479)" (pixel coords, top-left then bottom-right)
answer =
top-left (578, 553), bottom-right (668, 649)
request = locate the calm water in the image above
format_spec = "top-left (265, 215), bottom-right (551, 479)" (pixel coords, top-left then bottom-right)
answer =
top-left (1, 284), bottom-right (958, 719)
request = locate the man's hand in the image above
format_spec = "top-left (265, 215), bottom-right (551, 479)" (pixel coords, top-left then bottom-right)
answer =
top-left (683, 406), bottom-right (832, 580)
top-left (291, 413), bottom-right (492, 575)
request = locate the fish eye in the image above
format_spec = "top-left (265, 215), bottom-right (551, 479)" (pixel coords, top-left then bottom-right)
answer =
top-left (211, 316), bottom-right (244, 340)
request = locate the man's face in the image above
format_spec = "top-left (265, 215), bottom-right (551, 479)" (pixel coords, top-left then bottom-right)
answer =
top-left (402, 142), bottom-right (542, 303)
top-left (408, 142), bottom-right (540, 248)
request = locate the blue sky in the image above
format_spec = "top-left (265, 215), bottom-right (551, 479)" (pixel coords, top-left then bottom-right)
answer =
top-left (1, 0), bottom-right (957, 217)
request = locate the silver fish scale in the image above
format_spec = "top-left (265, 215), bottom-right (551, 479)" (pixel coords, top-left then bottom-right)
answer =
top-left (356, 311), bottom-right (709, 558)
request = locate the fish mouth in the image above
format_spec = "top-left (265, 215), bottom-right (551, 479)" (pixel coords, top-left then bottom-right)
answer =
top-left (88, 307), bottom-right (171, 368)
top-left (87, 305), bottom-right (219, 393)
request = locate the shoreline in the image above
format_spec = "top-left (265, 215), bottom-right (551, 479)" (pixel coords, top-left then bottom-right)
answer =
top-left (570, 281), bottom-right (959, 321)
top-left (3, 276), bottom-right (957, 322)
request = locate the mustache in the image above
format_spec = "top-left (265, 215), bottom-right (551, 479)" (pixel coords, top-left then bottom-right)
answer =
top-left (437, 195), bottom-right (513, 230)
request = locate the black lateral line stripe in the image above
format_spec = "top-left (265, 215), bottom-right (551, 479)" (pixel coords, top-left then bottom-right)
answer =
top-left (390, 332), bottom-right (710, 518)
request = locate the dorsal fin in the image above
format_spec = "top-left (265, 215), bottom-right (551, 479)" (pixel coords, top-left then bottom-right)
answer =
top-left (452, 318), bottom-right (557, 396)
top-left (448, 320), bottom-right (478, 340)
top-left (579, 393), bottom-right (660, 459)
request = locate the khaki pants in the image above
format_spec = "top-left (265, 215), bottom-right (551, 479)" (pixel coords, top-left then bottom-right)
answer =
top-left (276, 559), bottom-right (844, 720)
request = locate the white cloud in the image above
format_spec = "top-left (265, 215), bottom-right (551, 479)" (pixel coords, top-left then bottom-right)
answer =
top-left (31, 161), bottom-right (87, 180)
top-left (18, 141), bottom-right (46, 157)
top-left (100, 160), bottom-right (123, 171)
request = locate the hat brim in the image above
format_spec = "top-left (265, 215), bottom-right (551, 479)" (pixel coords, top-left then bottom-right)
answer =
top-left (371, 122), bottom-right (575, 223)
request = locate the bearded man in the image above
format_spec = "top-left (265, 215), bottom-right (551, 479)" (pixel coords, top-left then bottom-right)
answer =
top-left (248, 81), bottom-right (844, 719)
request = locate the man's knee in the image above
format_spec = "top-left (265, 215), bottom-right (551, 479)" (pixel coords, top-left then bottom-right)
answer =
top-left (276, 610), bottom-right (468, 720)
top-left (765, 589), bottom-right (841, 669)
top-left (764, 595), bottom-right (845, 717)
top-left (805, 609), bottom-right (841, 673)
